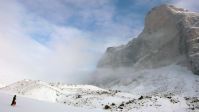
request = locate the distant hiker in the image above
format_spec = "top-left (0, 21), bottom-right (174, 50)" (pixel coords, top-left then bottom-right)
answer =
top-left (11, 95), bottom-right (16, 106)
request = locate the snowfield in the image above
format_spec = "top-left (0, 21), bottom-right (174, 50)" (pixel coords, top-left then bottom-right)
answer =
top-left (0, 92), bottom-right (103, 112)
top-left (1, 70), bottom-right (199, 112)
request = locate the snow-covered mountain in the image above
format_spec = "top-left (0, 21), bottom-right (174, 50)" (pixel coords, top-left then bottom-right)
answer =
top-left (93, 5), bottom-right (199, 97)
top-left (97, 5), bottom-right (199, 73)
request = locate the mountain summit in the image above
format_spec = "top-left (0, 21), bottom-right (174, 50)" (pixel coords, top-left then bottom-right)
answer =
top-left (97, 5), bottom-right (199, 75)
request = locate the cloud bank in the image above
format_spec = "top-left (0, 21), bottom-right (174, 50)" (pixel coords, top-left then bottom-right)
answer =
top-left (0, 0), bottom-right (140, 84)
top-left (0, 0), bottom-right (198, 84)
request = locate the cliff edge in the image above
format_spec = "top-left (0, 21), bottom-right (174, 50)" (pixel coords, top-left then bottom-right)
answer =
top-left (97, 5), bottom-right (199, 75)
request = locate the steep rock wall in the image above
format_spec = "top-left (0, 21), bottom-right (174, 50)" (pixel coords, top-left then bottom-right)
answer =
top-left (97, 5), bottom-right (199, 74)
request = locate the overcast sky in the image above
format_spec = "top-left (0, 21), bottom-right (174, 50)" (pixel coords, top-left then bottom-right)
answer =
top-left (0, 0), bottom-right (199, 84)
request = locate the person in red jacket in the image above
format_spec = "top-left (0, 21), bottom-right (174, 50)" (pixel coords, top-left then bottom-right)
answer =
top-left (11, 95), bottom-right (16, 106)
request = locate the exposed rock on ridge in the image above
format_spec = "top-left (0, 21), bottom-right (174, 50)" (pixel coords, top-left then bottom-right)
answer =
top-left (97, 5), bottom-right (199, 75)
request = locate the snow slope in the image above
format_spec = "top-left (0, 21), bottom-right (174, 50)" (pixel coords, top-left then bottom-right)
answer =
top-left (0, 80), bottom-right (139, 110)
top-left (1, 79), bottom-right (199, 112)
top-left (93, 65), bottom-right (199, 97)
top-left (0, 92), bottom-right (103, 112)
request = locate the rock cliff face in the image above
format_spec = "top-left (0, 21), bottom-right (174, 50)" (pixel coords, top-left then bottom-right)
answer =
top-left (97, 5), bottom-right (199, 75)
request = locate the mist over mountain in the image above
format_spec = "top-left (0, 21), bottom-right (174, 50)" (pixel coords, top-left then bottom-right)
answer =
top-left (92, 5), bottom-right (199, 96)
top-left (98, 5), bottom-right (199, 72)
